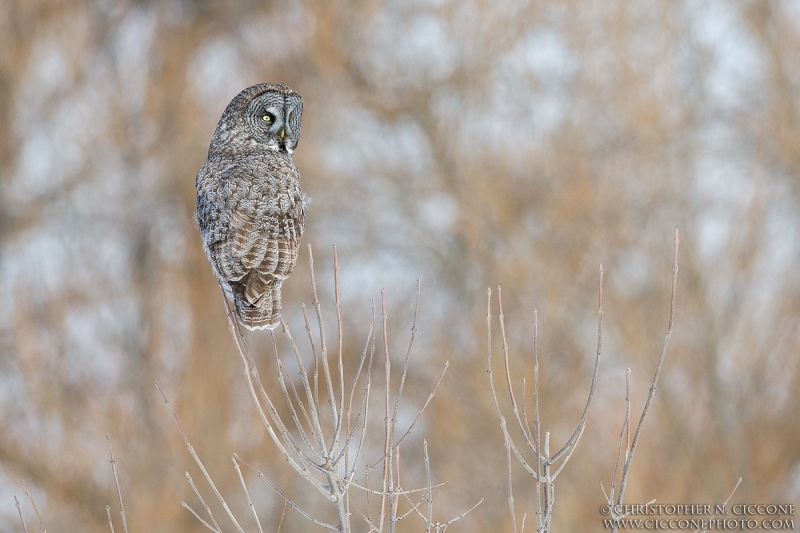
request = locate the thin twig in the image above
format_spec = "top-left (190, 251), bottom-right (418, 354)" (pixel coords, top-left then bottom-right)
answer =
top-left (301, 303), bottom-right (322, 427)
top-left (399, 493), bottom-right (428, 521)
top-left (617, 229), bottom-right (679, 504)
top-left (270, 330), bottom-right (324, 462)
top-left (489, 263), bottom-right (605, 531)
top-left (551, 264), bottom-right (603, 463)
top-left (106, 506), bottom-right (116, 533)
top-left (391, 361), bottom-right (449, 451)
top-left (349, 494), bottom-right (380, 533)
top-left (233, 456), bottom-right (265, 533)
top-left (234, 317), bottom-right (329, 495)
top-left (220, 287), bottom-right (316, 484)
top-left (22, 480), bottom-right (45, 533)
top-left (307, 245), bottom-right (340, 445)
top-left (277, 501), bottom-right (288, 533)
top-left (543, 432), bottom-right (554, 531)
top-left (497, 287), bottom-right (536, 452)
top-left (694, 478), bottom-right (742, 533)
top-left (378, 290), bottom-right (392, 533)
top-left (424, 440), bottom-right (433, 533)
top-left (486, 289), bottom-right (540, 480)
top-left (390, 279), bottom-right (421, 445)
top-left (333, 245), bottom-right (346, 450)
top-left (155, 382), bottom-right (246, 533)
top-left (608, 368), bottom-right (631, 508)
top-left (185, 471), bottom-right (222, 532)
top-left (355, 361), bottom-right (449, 482)
top-left (439, 498), bottom-right (484, 528)
top-left (279, 352), bottom-right (319, 452)
top-left (15, 495), bottom-right (29, 533)
top-left (551, 422), bottom-right (587, 479)
top-left (502, 417), bottom-right (518, 533)
top-left (234, 454), bottom-right (339, 531)
top-left (106, 436), bottom-right (128, 533)
top-left (348, 315), bottom-right (377, 481)
top-left (390, 440), bottom-right (401, 532)
top-left (280, 317), bottom-right (329, 458)
top-left (342, 307), bottom-right (376, 476)
top-left (333, 475), bottom-right (448, 497)
top-left (532, 308), bottom-right (542, 526)
top-left (181, 501), bottom-right (220, 533)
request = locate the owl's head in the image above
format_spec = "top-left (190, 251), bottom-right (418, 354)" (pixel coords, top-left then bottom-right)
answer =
top-left (245, 85), bottom-right (303, 154)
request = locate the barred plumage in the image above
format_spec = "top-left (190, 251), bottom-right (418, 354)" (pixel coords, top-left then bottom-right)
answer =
top-left (196, 83), bottom-right (306, 330)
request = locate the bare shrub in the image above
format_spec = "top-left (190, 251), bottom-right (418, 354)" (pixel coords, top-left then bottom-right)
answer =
top-left (158, 245), bottom-right (480, 532)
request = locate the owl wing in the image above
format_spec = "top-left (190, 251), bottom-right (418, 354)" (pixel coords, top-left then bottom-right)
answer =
top-left (224, 208), bottom-right (300, 300)
top-left (196, 156), bottom-right (304, 310)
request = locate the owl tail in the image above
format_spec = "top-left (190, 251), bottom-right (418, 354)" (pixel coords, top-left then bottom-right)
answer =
top-left (234, 277), bottom-right (283, 331)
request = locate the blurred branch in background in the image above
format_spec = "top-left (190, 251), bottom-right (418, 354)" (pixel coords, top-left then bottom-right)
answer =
top-left (1, 0), bottom-right (799, 530)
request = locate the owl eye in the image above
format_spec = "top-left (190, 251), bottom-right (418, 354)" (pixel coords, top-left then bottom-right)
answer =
top-left (262, 114), bottom-right (272, 122)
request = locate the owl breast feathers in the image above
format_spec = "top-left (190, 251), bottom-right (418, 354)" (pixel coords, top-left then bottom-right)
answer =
top-left (196, 83), bottom-right (306, 330)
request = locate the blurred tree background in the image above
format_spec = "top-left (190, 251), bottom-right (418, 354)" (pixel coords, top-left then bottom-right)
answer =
top-left (1, 0), bottom-right (799, 530)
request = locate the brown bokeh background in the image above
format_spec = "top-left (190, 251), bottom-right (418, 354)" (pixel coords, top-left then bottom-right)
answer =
top-left (1, 0), bottom-right (799, 531)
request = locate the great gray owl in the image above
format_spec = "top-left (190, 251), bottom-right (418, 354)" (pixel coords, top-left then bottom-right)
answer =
top-left (196, 83), bottom-right (306, 330)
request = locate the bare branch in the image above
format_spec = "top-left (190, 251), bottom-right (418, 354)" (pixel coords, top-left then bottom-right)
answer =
top-left (502, 417), bottom-right (518, 533)
top-left (270, 330), bottom-right (325, 462)
top-left (334, 475), bottom-right (449, 498)
top-left (181, 501), bottom-right (221, 533)
top-left (497, 287), bottom-right (536, 453)
top-left (15, 495), bottom-right (29, 533)
top-left (440, 498), bottom-right (484, 528)
top-left (608, 368), bottom-right (631, 508)
top-left (342, 305), bottom-right (376, 476)
top-left (22, 480), bottom-right (45, 533)
top-left (348, 495), bottom-right (380, 533)
top-left (234, 454), bottom-right (339, 531)
top-left (280, 317), bottom-right (330, 458)
top-left (551, 264), bottom-right (603, 462)
top-left (551, 422), bottom-right (587, 479)
top-left (106, 506), bottom-right (116, 533)
top-left (355, 360), bottom-right (449, 482)
top-left (212, 248), bottom-right (454, 533)
top-left (307, 244), bottom-right (340, 445)
top-left (399, 490), bottom-right (429, 521)
top-left (378, 290), bottom-right (392, 533)
top-left (486, 288), bottom-right (540, 480)
top-left (277, 501), bottom-right (288, 533)
top-left (393, 361), bottom-right (449, 451)
top-left (302, 303), bottom-right (322, 426)
top-left (347, 315), bottom-right (377, 481)
top-left (334, 245), bottom-right (346, 451)
top-left (270, 329), bottom-right (325, 464)
top-left (220, 288), bottom-right (319, 485)
top-left (694, 478), bottom-right (742, 533)
top-left (155, 382), bottom-right (246, 533)
top-left (424, 440), bottom-right (433, 533)
top-left (520, 377), bottom-right (534, 455)
top-left (490, 263), bottom-right (605, 531)
top-left (233, 456), bottom-right (265, 533)
top-left (184, 472), bottom-right (222, 533)
top-left (617, 229), bottom-right (679, 503)
top-left (532, 308), bottom-right (542, 525)
top-left (390, 279), bottom-right (421, 445)
top-left (106, 436), bottom-right (128, 533)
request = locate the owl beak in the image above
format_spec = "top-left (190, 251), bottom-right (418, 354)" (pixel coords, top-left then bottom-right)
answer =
top-left (279, 128), bottom-right (285, 139)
